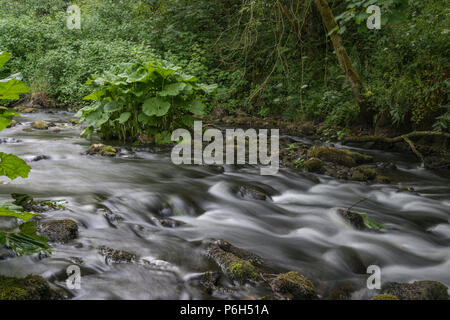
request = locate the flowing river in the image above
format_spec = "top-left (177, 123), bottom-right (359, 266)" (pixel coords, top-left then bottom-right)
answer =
top-left (1, 111), bottom-right (449, 299)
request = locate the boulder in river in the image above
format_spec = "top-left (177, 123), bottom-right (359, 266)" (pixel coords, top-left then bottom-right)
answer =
top-left (98, 246), bottom-right (137, 264)
top-left (382, 281), bottom-right (448, 300)
top-left (32, 155), bottom-right (51, 162)
top-left (87, 144), bottom-right (117, 157)
top-left (307, 146), bottom-right (373, 167)
top-left (337, 208), bottom-right (367, 230)
top-left (337, 208), bottom-right (384, 231)
top-left (32, 120), bottom-right (49, 130)
top-left (304, 157), bottom-right (324, 173)
top-left (14, 106), bottom-right (37, 113)
top-left (351, 165), bottom-right (377, 181)
top-left (207, 242), bottom-right (259, 283)
top-left (37, 219), bottom-right (78, 243)
top-left (236, 184), bottom-right (274, 201)
top-left (270, 271), bottom-right (317, 300)
top-left (214, 239), bottom-right (263, 266)
top-left (0, 275), bottom-right (63, 300)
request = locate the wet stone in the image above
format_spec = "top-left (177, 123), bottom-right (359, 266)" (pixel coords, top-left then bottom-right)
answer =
top-left (37, 219), bottom-right (79, 243)
top-left (98, 246), bottom-right (137, 264)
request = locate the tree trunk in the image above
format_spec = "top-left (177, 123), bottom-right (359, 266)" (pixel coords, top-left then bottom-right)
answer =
top-left (314, 0), bottom-right (371, 122)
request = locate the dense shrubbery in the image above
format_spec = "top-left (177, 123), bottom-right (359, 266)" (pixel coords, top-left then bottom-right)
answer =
top-left (0, 0), bottom-right (447, 132)
top-left (76, 60), bottom-right (217, 142)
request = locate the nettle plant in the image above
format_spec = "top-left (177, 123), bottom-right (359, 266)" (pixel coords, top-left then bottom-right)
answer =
top-left (0, 51), bottom-right (51, 255)
top-left (77, 61), bottom-right (217, 143)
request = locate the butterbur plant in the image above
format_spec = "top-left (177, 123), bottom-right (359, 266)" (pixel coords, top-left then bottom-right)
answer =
top-left (77, 61), bottom-right (217, 144)
top-left (0, 51), bottom-right (51, 256)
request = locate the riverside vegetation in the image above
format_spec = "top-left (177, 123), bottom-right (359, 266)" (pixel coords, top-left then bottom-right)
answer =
top-left (0, 0), bottom-right (449, 300)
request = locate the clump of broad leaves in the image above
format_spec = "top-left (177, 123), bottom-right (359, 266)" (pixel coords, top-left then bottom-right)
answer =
top-left (0, 51), bottom-right (51, 256)
top-left (76, 60), bottom-right (217, 143)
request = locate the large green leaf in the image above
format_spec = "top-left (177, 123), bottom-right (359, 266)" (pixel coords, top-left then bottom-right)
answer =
top-left (104, 101), bottom-right (121, 113)
top-left (190, 98), bottom-right (206, 116)
top-left (0, 73), bottom-right (30, 100)
top-left (0, 221), bottom-right (52, 256)
top-left (117, 112), bottom-right (131, 124)
top-left (0, 152), bottom-right (31, 180)
top-left (0, 51), bottom-right (11, 70)
top-left (142, 97), bottom-right (171, 117)
top-left (159, 82), bottom-right (186, 97)
top-left (0, 205), bottom-right (36, 222)
top-left (0, 108), bottom-right (20, 131)
top-left (197, 83), bottom-right (218, 95)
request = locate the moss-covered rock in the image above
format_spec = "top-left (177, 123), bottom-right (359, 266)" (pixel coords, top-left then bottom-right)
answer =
top-left (337, 208), bottom-right (384, 231)
top-left (270, 271), bottom-right (317, 300)
top-left (37, 219), bottom-right (78, 243)
top-left (87, 144), bottom-right (117, 157)
top-left (351, 165), bottom-right (377, 181)
top-left (338, 209), bottom-right (367, 230)
top-left (304, 158), bottom-right (324, 173)
top-left (98, 246), bottom-right (137, 264)
top-left (370, 294), bottom-right (399, 300)
top-left (32, 120), bottom-right (48, 130)
top-left (382, 281), bottom-right (448, 300)
top-left (307, 146), bottom-right (373, 167)
top-left (0, 275), bottom-right (61, 300)
top-left (207, 243), bottom-right (259, 283)
top-left (215, 239), bottom-right (263, 266)
top-left (14, 106), bottom-right (36, 113)
top-left (237, 184), bottom-right (272, 201)
top-left (375, 175), bottom-right (391, 183)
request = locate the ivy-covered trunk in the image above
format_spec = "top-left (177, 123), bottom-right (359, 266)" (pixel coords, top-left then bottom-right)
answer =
top-left (314, 0), bottom-right (372, 123)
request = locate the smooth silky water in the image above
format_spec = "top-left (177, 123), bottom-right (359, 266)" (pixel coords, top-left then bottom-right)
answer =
top-left (0, 111), bottom-right (449, 299)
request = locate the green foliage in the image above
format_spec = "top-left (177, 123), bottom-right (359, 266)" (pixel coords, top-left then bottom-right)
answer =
top-left (0, 108), bottom-right (20, 131)
top-left (358, 212), bottom-right (386, 230)
top-left (0, 152), bottom-right (31, 180)
top-left (0, 222), bottom-right (52, 256)
top-left (0, 0), bottom-right (447, 132)
top-left (77, 61), bottom-right (217, 142)
top-left (0, 204), bottom-right (36, 222)
top-left (0, 51), bottom-right (50, 256)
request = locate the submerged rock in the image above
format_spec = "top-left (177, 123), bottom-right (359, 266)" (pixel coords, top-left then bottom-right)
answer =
top-left (0, 275), bottom-right (62, 300)
top-left (382, 281), bottom-right (448, 300)
top-left (237, 184), bottom-right (273, 201)
top-left (32, 120), bottom-right (49, 130)
top-left (37, 219), bottom-right (78, 243)
top-left (270, 271), bottom-right (317, 300)
top-left (337, 209), bottom-right (367, 230)
top-left (307, 146), bottom-right (373, 167)
top-left (87, 144), bottom-right (117, 157)
top-left (32, 155), bottom-right (51, 162)
top-left (151, 216), bottom-right (185, 228)
top-left (98, 246), bottom-right (137, 264)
